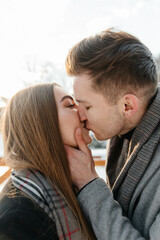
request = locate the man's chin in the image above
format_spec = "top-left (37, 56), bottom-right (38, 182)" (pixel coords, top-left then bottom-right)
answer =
top-left (94, 133), bottom-right (105, 141)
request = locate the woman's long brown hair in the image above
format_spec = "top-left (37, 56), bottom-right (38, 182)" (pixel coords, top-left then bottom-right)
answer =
top-left (1, 83), bottom-right (95, 240)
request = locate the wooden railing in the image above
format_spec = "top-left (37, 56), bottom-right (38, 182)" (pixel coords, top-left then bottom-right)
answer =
top-left (0, 156), bottom-right (106, 186)
top-left (93, 156), bottom-right (106, 166)
top-left (0, 158), bottom-right (11, 185)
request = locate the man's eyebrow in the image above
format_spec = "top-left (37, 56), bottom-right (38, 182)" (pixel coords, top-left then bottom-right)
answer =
top-left (60, 95), bottom-right (74, 102)
top-left (76, 99), bottom-right (89, 104)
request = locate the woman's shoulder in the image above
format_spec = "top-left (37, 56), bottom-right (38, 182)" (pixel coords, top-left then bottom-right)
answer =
top-left (0, 179), bottom-right (38, 212)
top-left (0, 180), bottom-right (58, 240)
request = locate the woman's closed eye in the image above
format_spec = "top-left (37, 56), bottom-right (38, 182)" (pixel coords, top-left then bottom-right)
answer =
top-left (67, 104), bottom-right (75, 108)
top-left (64, 98), bottom-right (77, 108)
top-left (66, 99), bottom-right (77, 108)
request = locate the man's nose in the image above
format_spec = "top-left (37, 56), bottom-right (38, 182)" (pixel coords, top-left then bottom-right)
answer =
top-left (78, 107), bottom-right (86, 121)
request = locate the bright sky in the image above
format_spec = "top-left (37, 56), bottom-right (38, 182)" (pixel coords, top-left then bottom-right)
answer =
top-left (0, 0), bottom-right (160, 98)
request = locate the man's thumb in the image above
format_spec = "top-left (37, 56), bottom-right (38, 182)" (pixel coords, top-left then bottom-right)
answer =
top-left (75, 128), bottom-right (88, 154)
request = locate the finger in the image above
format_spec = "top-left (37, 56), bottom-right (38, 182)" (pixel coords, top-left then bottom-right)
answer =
top-left (75, 128), bottom-right (89, 154)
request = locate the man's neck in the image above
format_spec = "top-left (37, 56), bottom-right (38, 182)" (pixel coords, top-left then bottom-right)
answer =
top-left (120, 128), bottom-right (135, 141)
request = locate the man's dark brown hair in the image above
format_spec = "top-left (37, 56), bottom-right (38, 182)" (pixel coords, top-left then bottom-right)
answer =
top-left (66, 29), bottom-right (158, 103)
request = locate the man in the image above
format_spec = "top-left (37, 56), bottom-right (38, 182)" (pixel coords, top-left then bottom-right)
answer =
top-left (65, 29), bottom-right (160, 240)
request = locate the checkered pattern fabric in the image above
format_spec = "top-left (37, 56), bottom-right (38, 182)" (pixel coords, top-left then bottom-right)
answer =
top-left (11, 169), bottom-right (84, 240)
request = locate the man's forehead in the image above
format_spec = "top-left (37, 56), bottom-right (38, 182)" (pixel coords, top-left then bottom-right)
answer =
top-left (73, 74), bottom-right (92, 89)
top-left (73, 74), bottom-right (94, 103)
top-left (72, 93), bottom-right (90, 104)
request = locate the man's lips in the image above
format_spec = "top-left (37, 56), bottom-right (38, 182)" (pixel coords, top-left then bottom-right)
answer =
top-left (83, 125), bottom-right (90, 131)
top-left (81, 121), bottom-right (91, 131)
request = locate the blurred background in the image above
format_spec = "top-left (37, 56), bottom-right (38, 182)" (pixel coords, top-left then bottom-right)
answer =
top-left (1, 0), bottom-right (160, 188)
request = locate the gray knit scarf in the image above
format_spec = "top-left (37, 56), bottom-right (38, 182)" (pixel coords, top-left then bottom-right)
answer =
top-left (106, 87), bottom-right (160, 214)
top-left (11, 169), bottom-right (85, 240)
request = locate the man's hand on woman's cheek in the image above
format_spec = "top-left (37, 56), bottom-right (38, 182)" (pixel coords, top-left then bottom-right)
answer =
top-left (65, 128), bottom-right (99, 190)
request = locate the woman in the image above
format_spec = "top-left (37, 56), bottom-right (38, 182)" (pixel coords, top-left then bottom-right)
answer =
top-left (0, 83), bottom-right (96, 240)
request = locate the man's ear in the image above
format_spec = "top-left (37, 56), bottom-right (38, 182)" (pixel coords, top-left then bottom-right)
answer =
top-left (121, 94), bottom-right (139, 118)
